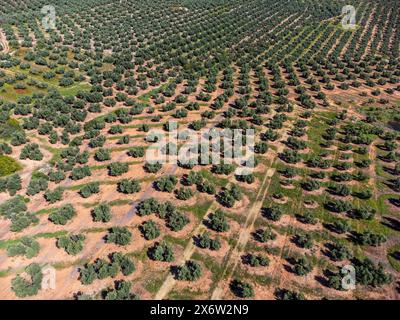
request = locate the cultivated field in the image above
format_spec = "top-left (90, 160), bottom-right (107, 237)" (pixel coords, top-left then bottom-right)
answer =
top-left (0, 0), bottom-right (399, 300)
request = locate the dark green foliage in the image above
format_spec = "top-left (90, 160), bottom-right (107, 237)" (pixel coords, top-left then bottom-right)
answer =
top-left (26, 177), bottom-right (48, 196)
top-left (279, 149), bottom-right (301, 164)
top-left (94, 148), bottom-right (111, 162)
top-left (262, 206), bottom-right (283, 221)
top-left (212, 163), bottom-right (235, 175)
top-left (301, 179), bottom-right (321, 191)
top-left (44, 187), bottom-right (64, 203)
top-left (175, 187), bottom-right (194, 200)
top-left (286, 137), bottom-right (307, 150)
top-left (230, 279), bottom-right (254, 298)
top-left (0, 195), bottom-right (27, 217)
top-left (235, 173), bottom-right (255, 184)
top-left (327, 183), bottom-right (351, 197)
top-left (274, 288), bottom-right (305, 300)
top-left (109, 125), bottom-right (123, 134)
top-left (80, 253), bottom-right (135, 285)
top-left (11, 263), bottom-right (43, 298)
top-left (20, 143), bottom-right (43, 161)
top-left (89, 135), bottom-right (106, 148)
top-left (166, 211), bottom-right (189, 231)
top-left (154, 175), bottom-right (177, 192)
top-left (92, 203), bottom-right (112, 222)
top-left (292, 257), bottom-right (313, 276)
top-left (148, 241), bottom-right (174, 262)
top-left (71, 165), bottom-right (91, 180)
top-left (351, 207), bottom-right (376, 220)
top-left (117, 135), bottom-right (130, 145)
top-left (331, 219), bottom-right (351, 234)
top-left (182, 171), bottom-right (203, 186)
top-left (354, 259), bottom-right (392, 287)
top-left (197, 180), bottom-right (216, 194)
top-left (140, 220), bottom-right (160, 240)
top-left (196, 233), bottom-right (221, 251)
top-left (0, 195), bottom-right (38, 232)
top-left (127, 146), bottom-right (145, 158)
top-left (7, 237), bottom-right (40, 258)
top-left (262, 129), bottom-right (279, 141)
top-left (297, 212), bottom-right (318, 225)
top-left (112, 252), bottom-right (136, 276)
top-left (254, 142), bottom-right (268, 154)
top-left (358, 232), bottom-right (387, 247)
top-left (0, 143), bottom-right (13, 155)
top-left (106, 227), bottom-right (132, 246)
top-left (136, 198), bottom-right (160, 216)
top-left (217, 185), bottom-right (242, 208)
top-left (103, 280), bottom-right (139, 300)
top-left (254, 228), bottom-right (277, 243)
top-left (324, 198), bottom-right (353, 213)
top-left (57, 234), bottom-right (86, 255)
top-left (294, 234), bottom-right (313, 249)
top-left (108, 162), bottom-right (129, 176)
top-left (10, 212), bottom-right (38, 232)
top-left (80, 182), bottom-right (100, 198)
top-left (354, 189), bottom-right (372, 200)
top-left (144, 162), bottom-right (162, 173)
top-left (190, 119), bottom-right (207, 131)
top-left (243, 254), bottom-right (269, 267)
top-left (49, 204), bottom-right (76, 225)
top-left (329, 242), bottom-right (352, 261)
top-left (48, 170), bottom-right (66, 183)
top-left (117, 179), bottom-right (141, 194)
top-left (173, 108), bottom-right (188, 118)
top-left (176, 260), bottom-right (202, 281)
top-left (326, 273), bottom-right (344, 290)
top-left (206, 209), bottom-right (229, 232)
top-left (0, 174), bottom-right (22, 195)
top-left (10, 131), bottom-right (27, 146)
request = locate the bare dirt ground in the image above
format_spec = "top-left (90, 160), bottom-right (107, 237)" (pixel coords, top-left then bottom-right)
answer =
top-left (0, 29), bottom-right (399, 300)
top-left (210, 119), bottom-right (291, 300)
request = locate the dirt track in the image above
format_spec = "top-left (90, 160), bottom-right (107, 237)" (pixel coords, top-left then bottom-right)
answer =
top-left (0, 29), bottom-right (10, 54)
top-left (210, 129), bottom-right (288, 300)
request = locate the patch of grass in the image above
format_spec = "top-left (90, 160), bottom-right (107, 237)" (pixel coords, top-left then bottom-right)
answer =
top-left (179, 199), bottom-right (213, 221)
top-left (0, 118), bottom-right (22, 139)
top-left (144, 273), bottom-right (167, 294)
top-left (191, 251), bottom-right (224, 284)
top-left (0, 223), bottom-right (47, 250)
top-left (376, 194), bottom-right (400, 217)
top-left (82, 227), bottom-right (107, 234)
top-left (0, 238), bottom-right (21, 250)
top-left (225, 210), bottom-right (246, 225)
top-left (138, 82), bottom-right (171, 103)
top-left (34, 231), bottom-right (68, 239)
top-left (52, 257), bottom-right (89, 270)
top-left (162, 235), bottom-right (190, 248)
top-left (233, 266), bottom-right (273, 287)
top-left (90, 160), bottom-right (141, 171)
top-left (127, 247), bottom-right (149, 261)
top-left (108, 134), bottom-right (145, 141)
top-left (38, 142), bottom-right (63, 165)
top-left (0, 268), bottom-right (11, 278)
top-left (168, 287), bottom-right (204, 300)
top-left (0, 155), bottom-right (22, 176)
top-left (109, 199), bottom-right (132, 206)
top-left (199, 169), bottom-right (229, 188)
top-left (58, 82), bottom-right (91, 96)
top-left (387, 244), bottom-right (400, 272)
top-left (81, 198), bottom-right (132, 209)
